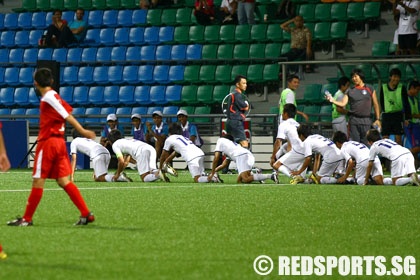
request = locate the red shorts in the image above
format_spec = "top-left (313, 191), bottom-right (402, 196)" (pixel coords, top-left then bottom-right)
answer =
top-left (32, 137), bottom-right (71, 179)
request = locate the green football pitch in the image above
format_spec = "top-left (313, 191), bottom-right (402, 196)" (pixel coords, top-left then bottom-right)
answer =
top-left (0, 170), bottom-right (419, 279)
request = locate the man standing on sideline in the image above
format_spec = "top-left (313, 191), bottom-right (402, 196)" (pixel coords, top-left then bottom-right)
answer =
top-left (379, 68), bottom-right (407, 145)
top-left (331, 77), bottom-right (351, 135)
top-left (326, 69), bottom-right (381, 145)
top-left (226, 75), bottom-right (250, 149)
top-left (0, 121), bottom-right (11, 259)
top-left (7, 68), bottom-right (96, 226)
top-left (278, 74), bottom-right (308, 123)
top-left (393, 0), bottom-right (420, 55)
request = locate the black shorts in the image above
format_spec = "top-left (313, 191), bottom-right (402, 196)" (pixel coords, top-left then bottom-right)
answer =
top-left (381, 112), bottom-right (404, 135)
top-left (398, 33), bottom-right (417, 50)
top-left (226, 119), bottom-right (247, 142)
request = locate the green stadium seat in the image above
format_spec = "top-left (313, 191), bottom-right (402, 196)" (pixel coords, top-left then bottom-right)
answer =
top-left (249, 43), bottom-right (266, 60)
top-left (371, 63), bottom-right (389, 81)
top-left (314, 3), bottom-right (331, 22)
top-left (213, 85), bottom-right (230, 103)
top-left (233, 44), bottom-right (250, 60)
top-left (162, 9), bottom-right (177, 26)
top-left (330, 3), bottom-right (348, 21)
top-left (189, 25), bottom-right (205, 43)
top-left (321, 83), bottom-right (337, 96)
top-left (92, 0), bottom-right (107, 9)
top-left (305, 105), bottom-right (320, 123)
top-left (181, 85), bottom-right (198, 104)
top-left (197, 85), bottom-right (214, 104)
top-left (219, 25), bottom-right (236, 43)
top-left (247, 64), bottom-right (264, 83)
top-left (64, 0), bottom-right (78, 10)
top-left (347, 2), bottom-right (364, 22)
top-left (263, 64), bottom-right (280, 82)
top-left (176, 7), bottom-right (194, 25)
top-left (201, 44), bottom-right (218, 60)
top-left (204, 25), bottom-right (221, 43)
top-left (330, 21), bottom-right (347, 41)
top-left (371, 41), bottom-right (390, 57)
top-left (313, 22), bottom-right (331, 42)
top-left (120, 0), bottom-right (137, 9)
top-left (298, 4), bottom-right (316, 22)
top-left (231, 65), bottom-right (248, 80)
top-left (174, 26), bottom-right (190, 44)
top-left (264, 43), bottom-right (282, 59)
top-left (36, 0), bottom-right (51, 11)
top-left (183, 65), bottom-right (201, 84)
top-left (250, 24), bottom-right (267, 42)
top-left (299, 83), bottom-right (323, 105)
top-left (78, 0), bottom-right (93, 10)
top-left (405, 64), bottom-right (420, 80)
top-left (215, 65), bottom-right (233, 84)
top-left (50, 0), bottom-right (64, 10)
top-left (266, 24), bottom-right (283, 42)
top-left (192, 106), bottom-right (211, 123)
top-left (16, 0), bottom-right (37, 12)
top-left (147, 9), bottom-right (162, 26)
top-left (235, 25), bottom-right (251, 43)
top-left (319, 105), bottom-right (332, 122)
top-left (280, 42), bottom-right (290, 55)
top-left (198, 65), bottom-right (216, 83)
top-left (217, 44), bottom-right (234, 60)
top-left (106, 0), bottom-right (121, 9)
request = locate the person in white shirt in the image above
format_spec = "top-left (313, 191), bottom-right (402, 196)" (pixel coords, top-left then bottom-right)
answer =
top-left (271, 104), bottom-right (305, 182)
top-left (210, 134), bottom-right (279, 184)
top-left (290, 125), bottom-right (344, 184)
top-left (364, 129), bottom-right (420, 186)
top-left (70, 129), bottom-right (131, 182)
top-left (160, 123), bottom-right (221, 183)
top-left (393, 0), bottom-right (420, 55)
top-left (108, 130), bottom-right (160, 182)
top-left (332, 131), bottom-right (384, 185)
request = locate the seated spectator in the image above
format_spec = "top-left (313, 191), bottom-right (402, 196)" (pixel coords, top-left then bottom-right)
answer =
top-left (280, 15), bottom-right (313, 73)
top-left (131, 114), bottom-right (146, 142)
top-left (216, 0), bottom-right (238, 24)
top-left (194, 0), bottom-right (216, 25)
top-left (44, 10), bottom-right (76, 48)
top-left (69, 8), bottom-right (88, 44)
top-left (145, 111), bottom-right (168, 161)
top-left (139, 0), bottom-right (150, 9)
top-left (100, 114), bottom-right (125, 169)
top-left (177, 109), bottom-right (203, 147)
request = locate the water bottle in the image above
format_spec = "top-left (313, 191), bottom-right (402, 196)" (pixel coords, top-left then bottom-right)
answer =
top-left (324, 90), bottom-right (332, 100)
top-left (373, 124), bottom-right (381, 133)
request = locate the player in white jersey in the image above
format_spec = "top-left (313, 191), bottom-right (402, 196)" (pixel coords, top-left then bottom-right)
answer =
top-left (70, 129), bottom-right (131, 182)
top-left (365, 129), bottom-right (420, 186)
top-left (160, 123), bottom-right (221, 183)
top-left (108, 130), bottom-right (160, 182)
top-left (332, 131), bottom-right (383, 185)
top-left (291, 125), bottom-right (344, 184)
top-left (271, 104), bottom-right (305, 181)
top-left (209, 134), bottom-right (279, 184)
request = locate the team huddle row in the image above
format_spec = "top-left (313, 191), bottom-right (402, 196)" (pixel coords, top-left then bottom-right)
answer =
top-left (271, 103), bottom-right (420, 186)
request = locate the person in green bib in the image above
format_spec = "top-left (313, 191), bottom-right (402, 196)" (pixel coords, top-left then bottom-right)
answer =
top-left (379, 68), bottom-right (408, 145)
top-left (403, 80), bottom-right (420, 170)
top-left (278, 74), bottom-right (308, 124)
top-left (331, 76), bottom-right (351, 135)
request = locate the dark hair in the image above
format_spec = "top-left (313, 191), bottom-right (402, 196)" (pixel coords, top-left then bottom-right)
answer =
top-left (169, 122), bottom-right (182, 135)
top-left (351, 68), bottom-right (365, 82)
top-left (283, 103), bottom-right (296, 119)
top-left (108, 129), bottom-right (122, 144)
top-left (72, 128), bottom-right (81, 139)
top-left (34, 68), bottom-right (53, 87)
top-left (332, 131), bottom-right (347, 144)
top-left (297, 123), bottom-right (311, 139)
top-left (337, 76), bottom-right (350, 88)
top-left (222, 134), bottom-right (235, 142)
top-left (389, 68), bottom-right (401, 78)
top-left (366, 129), bottom-right (381, 143)
top-left (287, 74), bottom-right (299, 83)
top-left (408, 80), bottom-right (420, 89)
top-left (233, 75), bottom-right (247, 85)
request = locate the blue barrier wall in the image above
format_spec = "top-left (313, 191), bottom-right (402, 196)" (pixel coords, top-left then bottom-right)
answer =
top-left (2, 120), bottom-right (29, 168)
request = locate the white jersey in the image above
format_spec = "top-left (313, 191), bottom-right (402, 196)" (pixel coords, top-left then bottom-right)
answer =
top-left (214, 137), bottom-right (251, 161)
top-left (303, 134), bottom-right (343, 163)
top-left (112, 138), bottom-right (153, 158)
top-left (369, 139), bottom-right (412, 161)
top-left (341, 141), bottom-right (370, 164)
top-left (163, 134), bottom-right (204, 162)
top-left (70, 137), bottom-right (110, 159)
top-left (276, 118), bottom-right (302, 151)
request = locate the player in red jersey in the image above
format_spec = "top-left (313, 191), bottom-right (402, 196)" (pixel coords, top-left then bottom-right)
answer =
top-left (7, 68), bottom-right (96, 226)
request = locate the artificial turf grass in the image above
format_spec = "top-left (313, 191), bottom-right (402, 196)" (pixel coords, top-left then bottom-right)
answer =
top-left (0, 170), bottom-right (419, 279)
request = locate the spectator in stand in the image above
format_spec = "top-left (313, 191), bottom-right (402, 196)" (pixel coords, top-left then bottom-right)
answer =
top-left (145, 110), bottom-right (168, 161)
top-left (276, 0), bottom-right (295, 20)
top-left (44, 10), bottom-right (76, 48)
top-left (131, 114), bottom-right (146, 142)
top-left (69, 8), bottom-right (88, 44)
top-left (379, 68), bottom-right (407, 145)
top-left (177, 109), bottom-right (203, 147)
top-left (393, 0), bottom-right (420, 55)
top-left (403, 80), bottom-right (420, 170)
top-left (237, 0), bottom-right (255, 25)
top-left (100, 114), bottom-right (125, 169)
top-left (216, 0), bottom-right (238, 24)
top-left (194, 0), bottom-right (216, 25)
top-left (280, 15), bottom-right (313, 73)
top-left (326, 69), bottom-right (381, 145)
top-left (331, 77), bottom-right (351, 135)
top-left (139, 0), bottom-right (150, 9)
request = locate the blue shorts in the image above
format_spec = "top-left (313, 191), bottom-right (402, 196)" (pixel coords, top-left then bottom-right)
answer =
top-left (226, 119), bottom-right (247, 143)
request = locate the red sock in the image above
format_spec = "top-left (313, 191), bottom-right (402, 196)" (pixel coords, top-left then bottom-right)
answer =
top-left (23, 187), bottom-right (44, 222)
top-left (63, 182), bottom-right (90, 217)
top-left (0, 244), bottom-right (2, 251)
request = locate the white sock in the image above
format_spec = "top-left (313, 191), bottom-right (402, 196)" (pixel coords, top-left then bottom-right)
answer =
top-left (253, 174), bottom-right (271, 181)
top-left (198, 176), bottom-right (209, 183)
top-left (278, 165), bottom-right (291, 177)
top-left (383, 178), bottom-right (393, 185)
top-left (395, 177), bottom-right (412, 186)
top-left (105, 174), bottom-right (113, 182)
top-left (320, 177), bottom-right (337, 184)
top-left (144, 173), bottom-right (159, 182)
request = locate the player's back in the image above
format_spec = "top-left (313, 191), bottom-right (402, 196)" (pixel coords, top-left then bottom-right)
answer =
top-left (279, 118), bottom-right (302, 150)
top-left (71, 137), bottom-right (108, 159)
top-left (164, 134), bottom-right (204, 162)
top-left (370, 139), bottom-right (411, 161)
top-left (303, 134), bottom-right (342, 161)
top-left (112, 138), bottom-right (149, 157)
top-left (215, 137), bottom-right (249, 161)
top-left (341, 141), bottom-right (370, 163)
